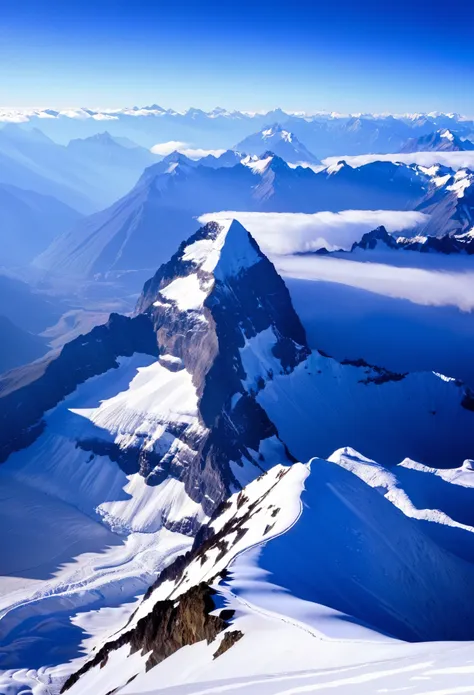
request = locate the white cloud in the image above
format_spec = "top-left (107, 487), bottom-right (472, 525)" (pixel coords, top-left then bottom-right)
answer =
top-left (180, 148), bottom-right (226, 160)
top-left (150, 141), bottom-right (189, 155)
top-left (150, 141), bottom-right (226, 159)
top-left (0, 112), bottom-right (30, 123)
top-left (322, 151), bottom-right (474, 171)
top-left (92, 113), bottom-right (119, 121)
top-left (276, 255), bottom-right (474, 312)
top-left (58, 109), bottom-right (91, 119)
top-left (198, 210), bottom-right (428, 255)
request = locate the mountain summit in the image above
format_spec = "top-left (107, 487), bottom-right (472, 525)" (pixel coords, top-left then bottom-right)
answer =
top-left (236, 123), bottom-right (321, 164)
top-left (400, 129), bottom-right (474, 153)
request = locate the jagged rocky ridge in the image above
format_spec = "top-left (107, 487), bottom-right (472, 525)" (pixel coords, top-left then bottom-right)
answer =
top-left (131, 219), bottom-right (307, 510)
top-left (350, 225), bottom-right (474, 254)
top-left (64, 448), bottom-right (474, 695)
top-left (63, 463), bottom-right (296, 692)
top-left (400, 129), bottom-right (474, 153)
top-left (62, 582), bottom-right (238, 692)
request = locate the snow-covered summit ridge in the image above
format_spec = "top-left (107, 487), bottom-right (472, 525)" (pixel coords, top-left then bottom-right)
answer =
top-left (66, 444), bottom-right (474, 695)
top-left (146, 220), bottom-right (262, 314)
top-left (174, 218), bottom-right (261, 280)
top-left (400, 128), bottom-right (474, 153)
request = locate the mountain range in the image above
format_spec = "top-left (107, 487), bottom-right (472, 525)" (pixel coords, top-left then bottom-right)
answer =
top-left (400, 129), bottom-right (474, 153)
top-left (235, 124), bottom-right (321, 163)
top-left (0, 183), bottom-right (82, 266)
top-left (349, 225), bottom-right (474, 255)
top-left (2, 218), bottom-right (474, 694)
top-left (33, 154), bottom-right (431, 283)
top-left (0, 124), bottom-right (161, 214)
top-left (3, 107), bottom-right (474, 156)
top-left (2, 101), bottom-right (474, 695)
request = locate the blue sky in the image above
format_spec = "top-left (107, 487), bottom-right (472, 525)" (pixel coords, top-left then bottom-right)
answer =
top-left (0, 0), bottom-right (473, 114)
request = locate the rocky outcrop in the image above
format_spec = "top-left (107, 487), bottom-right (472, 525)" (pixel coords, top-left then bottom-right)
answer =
top-left (62, 583), bottom-right (234, 692)
top-left (351, 225), bottom-right (398, 251)
top-left (132, 220), bottom-right (307, 513)
top-left (350, 225), bottom-right (474, 255)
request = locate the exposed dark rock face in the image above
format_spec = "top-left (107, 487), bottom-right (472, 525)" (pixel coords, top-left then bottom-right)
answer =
top-left (347, 224), bottom-right (474, 256)
top-left (340, 357), bottom-right (407, 385)
top-left (0, 313), bottom-right (158, 462)
top-left (132, 220), bottom-right (308, 513)
top-left (213, 630), bottom-right (243, 658)
top-left (63, 466), bottom-right (289, 693)
top-left (61, 583), bottom-right (233, 692)
top-left (351, 225), bottom-right (398, 251)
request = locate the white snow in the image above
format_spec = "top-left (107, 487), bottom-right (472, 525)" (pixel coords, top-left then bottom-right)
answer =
top-left (441, 129), bottom-right (455, 141)
top-left (160, 273), bottom-right (211, 311)
top-left (254, 349), bottom-right (474, 468)
top-left (158, 220), bottom-right (261, 313)
top-left (67, 450), bottom-right (474, 695)
top-left (239, 326), bottom-right (283, 391)
top-left (241, 154), bottom-right (273, 173)
top-left (447, 169), bottom-right (472, 198)
top-left (67, 645), bottom-right (150, 695)
top-left (0, 354), bottom-right (207, 692)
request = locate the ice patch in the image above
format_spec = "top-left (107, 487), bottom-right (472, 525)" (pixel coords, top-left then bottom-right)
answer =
top-left (160, 273), bottom-right (211, 311)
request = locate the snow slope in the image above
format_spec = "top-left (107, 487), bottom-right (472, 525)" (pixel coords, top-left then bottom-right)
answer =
top-left (0, 353), bottom-right (206, 689)
top-left (66, 449), bottom-right (474, 695)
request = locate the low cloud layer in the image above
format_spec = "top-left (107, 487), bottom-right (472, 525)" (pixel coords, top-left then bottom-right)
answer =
top-left (151, 141), bottom-right (226, 159)
top-left (322, 151), bottom-right (474, 171)
top-left (198, 210), bottom-right (428, 255)
top-left (276, 255), bottom-right (474, 312)
top-left (150, 141), bottom-right (189, 156)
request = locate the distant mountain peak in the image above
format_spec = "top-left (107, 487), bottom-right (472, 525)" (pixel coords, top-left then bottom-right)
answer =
top-left (400, 129), bottom-right (474, 153)
top-left (236, 124), bottom-right (321, 165)
top-left (351, 225), bottom-right (398, 251)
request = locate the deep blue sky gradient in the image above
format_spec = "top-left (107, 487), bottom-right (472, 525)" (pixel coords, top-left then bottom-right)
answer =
top-left (1, 0), bottom-right (473, 113)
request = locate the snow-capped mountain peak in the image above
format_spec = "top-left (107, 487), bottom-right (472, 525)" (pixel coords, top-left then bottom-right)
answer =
top-left (236, 124), bottom-right (321, 165)
top-left (261, 123), bottom-right (292, 142)
top-left (145, 219), bottom-right (262, 313)
top-left (440, 128), bottom-right (455, 141)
